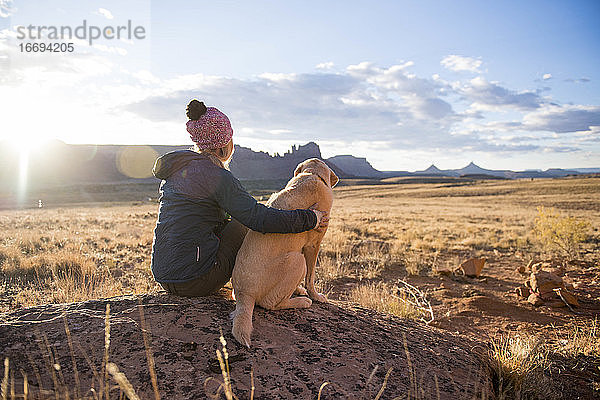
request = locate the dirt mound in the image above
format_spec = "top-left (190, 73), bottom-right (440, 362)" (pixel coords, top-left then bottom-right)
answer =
top-left (0, 293), bottom-right (489, 399)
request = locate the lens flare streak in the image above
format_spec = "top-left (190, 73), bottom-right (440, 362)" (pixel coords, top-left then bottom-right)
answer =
top-left (17, 148), bottom-right (29, 206)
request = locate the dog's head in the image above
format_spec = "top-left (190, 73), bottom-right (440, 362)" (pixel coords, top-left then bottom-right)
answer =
top-left (294, 158), bottom-right (339, 188)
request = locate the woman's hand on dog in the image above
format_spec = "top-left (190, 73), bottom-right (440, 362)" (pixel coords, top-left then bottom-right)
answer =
top-left (310, 206), bottom-right (329, 232)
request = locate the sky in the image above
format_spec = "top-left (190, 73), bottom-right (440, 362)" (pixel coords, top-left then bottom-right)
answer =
top-left (1, 0), bottom-right (599, 171)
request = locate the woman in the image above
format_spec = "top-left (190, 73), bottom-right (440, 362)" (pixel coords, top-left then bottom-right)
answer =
top-left (150, 100), bottom-right (329, 297)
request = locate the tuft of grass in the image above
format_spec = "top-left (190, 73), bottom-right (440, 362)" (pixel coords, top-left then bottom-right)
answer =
top-left (347, 282), bottom-right (423, 320)
top-left (403, 251), bottom-right (438, 276)
top-left (559, 318), bottom-right (599, 358)
top-left (487, 335), bottom-right (556, 400)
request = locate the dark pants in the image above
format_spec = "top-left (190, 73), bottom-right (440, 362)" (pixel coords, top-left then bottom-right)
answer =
top-left (160, 219), bottom-right (249, 297)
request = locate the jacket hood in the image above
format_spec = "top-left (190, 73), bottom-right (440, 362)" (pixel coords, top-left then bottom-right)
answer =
top-left (152, 150), bottom-right (205, 180)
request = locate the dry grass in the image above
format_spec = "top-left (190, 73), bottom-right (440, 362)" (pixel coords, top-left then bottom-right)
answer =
top-left (534, 205), bottom-right (591, 260)
top-left (558, 318), bottom-right (599, 358)
top-left (486, 334), bottom-right (556, 400)
top-left (1, 177), bottom-right (599, 398)
top-left (2, 177), bottom-right (599, 316)
top-left (0, 206), bottom-right (161, 312)
top-left (486, 319), bottom-right (600, 399)
top-left (347, 282), bottom-right (422, 319)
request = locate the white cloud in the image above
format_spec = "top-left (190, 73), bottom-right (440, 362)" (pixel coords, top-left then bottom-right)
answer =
top-left (116, 61), bottom-right (600, 159)
top-left (96, 8), bottom-right (114, 20)
top-left (267, 129), bottom-right (293, 135)
top-left (93, 43), bottom-right (127, 55)
top-left (542, 73), bottom-right (552, 80)
top-left (522, 104), bottom-right (600, 133)
top-left (565, 77), bottom-right (591, 84)
top-left (316, 61), bottom-right (334, 70)
top-left (258, 72), bottom-right (296, 82)
top-left (1, 34), bottom-right (597, 170)
top-left (132, 69), bottom-right (160, 84)
top-left (0, 0), bottom-right (14, 18)
top-left (123, 64), bottom-right (479, 152)
top-left (455, 76), bottom-right (542, 110)
top-left (441, 55), bottom-right (482, 73)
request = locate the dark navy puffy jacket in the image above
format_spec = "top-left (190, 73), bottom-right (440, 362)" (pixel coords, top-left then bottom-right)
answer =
top-left (150, 150), bottom-right (317, 283)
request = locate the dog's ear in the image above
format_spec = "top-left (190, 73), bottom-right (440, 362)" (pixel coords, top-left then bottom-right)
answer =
top-left (294, 162), bottom-right (304, 177)
top-left (329, 169), bottom-right (339, 188)
top-left (313, 162), bottom-right (336, 188)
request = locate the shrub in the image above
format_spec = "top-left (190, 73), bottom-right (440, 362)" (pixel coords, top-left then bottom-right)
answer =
top-left (534, 206), bottom-right (590, 260)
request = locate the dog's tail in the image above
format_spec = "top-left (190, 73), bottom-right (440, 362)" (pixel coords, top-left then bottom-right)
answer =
top-left (231, 292), bottom-right (255, 348)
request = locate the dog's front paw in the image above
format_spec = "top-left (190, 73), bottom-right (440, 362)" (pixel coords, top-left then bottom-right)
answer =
top-left (294, 286), bottom-right (308, 296)
top-left (310, 292), bottom-right (328, 303)
top-left (298, 297), bottom-right (313, 308)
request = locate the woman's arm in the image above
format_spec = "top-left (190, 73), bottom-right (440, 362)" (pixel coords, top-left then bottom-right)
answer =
top-left (214, 171), bottom-right (318, 234)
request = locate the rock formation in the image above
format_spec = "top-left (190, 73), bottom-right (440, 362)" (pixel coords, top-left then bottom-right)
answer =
top-left (0, 294), bottom-right (490, 399)
top-left (326, 155), bottom-right (383, 178)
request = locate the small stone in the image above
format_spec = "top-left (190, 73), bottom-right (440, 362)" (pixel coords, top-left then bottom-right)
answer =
top-left (530, 270), bottom-right (565, 299)
top-left (527, 293), bottom-right (544, 306)
top-left (456, 258), bottom-right (486, 278)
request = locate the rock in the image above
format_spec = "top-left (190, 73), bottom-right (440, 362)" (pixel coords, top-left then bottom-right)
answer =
top-left (530, 270), bottom-right (565, 299)
top-left (0, 294), bottom-right (488, 399)
top-left (516, 265), bottom-right (527, 275)
top-left (554, 288), bottom-right (579, 307)
top-left (515, 287), bottom-right (529, 298)
top-left (527, 293), bottom-right (544, 306)
top-left (456, 258), bottom-right (486, 278)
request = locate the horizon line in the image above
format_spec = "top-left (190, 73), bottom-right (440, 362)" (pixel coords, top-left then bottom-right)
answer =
top-left (2, 138), bottom-right (598, 172)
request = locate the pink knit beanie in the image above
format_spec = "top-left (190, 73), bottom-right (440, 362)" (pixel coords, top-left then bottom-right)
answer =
top-left (186, 100), bottom-right (233, 150)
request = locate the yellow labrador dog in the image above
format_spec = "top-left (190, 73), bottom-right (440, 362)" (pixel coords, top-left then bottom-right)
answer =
top-left (231, 158), bottom-right (338, 347)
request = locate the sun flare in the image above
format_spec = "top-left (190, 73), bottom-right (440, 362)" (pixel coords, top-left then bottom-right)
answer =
top-left (6, 133), bottom-right (52, 156)
top-left (6, 134), bottom-right (55, 205)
